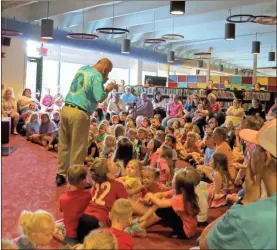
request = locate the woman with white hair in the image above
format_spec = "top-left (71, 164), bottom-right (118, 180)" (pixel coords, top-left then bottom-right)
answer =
top-left (2, 88), bottom-right (20, 134)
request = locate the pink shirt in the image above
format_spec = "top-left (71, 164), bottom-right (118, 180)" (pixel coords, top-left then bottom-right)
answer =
top-left (42, 94), bottom-right (54, 107)
top-left (168, 103), bottom-right (183, 117)
top-left (206, 102), bottom-right (221, 114)
top-left (150, 152), bottom-right (159, 166)
top-left (156, 158), bottom-right (169, 184)
top-left (165, 190), bottom-right (198, 238)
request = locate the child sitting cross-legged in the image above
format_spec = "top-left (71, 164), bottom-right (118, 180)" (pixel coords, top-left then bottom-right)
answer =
top-left (58, 165), bottom-right (91, 245)
top-left (142, 139), bottom-right (162, 167)
top-left (25, 113), bottom-right (40, 141)
top-left (198, 152), bottom-right (234, 208)
top-left (126, 169), bottom-right (199, 239)
top-left (116, 160), bottom-right (143, 200)
top-left (77, 158), bottom-right (128, 243)
top-left (106, 199), bottom-right (134, 250)
top-left (85, 131), bottom-right (100, 163)
top-left (16, 210), bottom-right (55, 249)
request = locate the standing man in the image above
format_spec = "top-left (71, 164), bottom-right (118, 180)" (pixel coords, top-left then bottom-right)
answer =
top-left (56, 58), bottom-right (115, 186)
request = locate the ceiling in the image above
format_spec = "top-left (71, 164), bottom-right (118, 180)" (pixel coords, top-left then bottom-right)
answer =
top-left (2, 0), bottom-right (277, 71)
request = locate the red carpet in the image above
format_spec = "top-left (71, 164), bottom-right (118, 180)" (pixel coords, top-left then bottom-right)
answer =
top-left (1, 136), bottom-right (228, 248)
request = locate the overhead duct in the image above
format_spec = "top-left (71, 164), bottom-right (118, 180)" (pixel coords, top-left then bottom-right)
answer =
top-left (1, 18), bottom-right (183, 65)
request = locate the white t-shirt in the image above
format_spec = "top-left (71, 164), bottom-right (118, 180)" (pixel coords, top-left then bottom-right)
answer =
top-left (195, 186), bottom-right (208, 222)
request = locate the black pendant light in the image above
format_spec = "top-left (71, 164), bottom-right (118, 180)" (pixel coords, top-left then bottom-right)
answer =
top-left (170, 1), bottom-right (186, 15)
top-left (219, 64), bottom-right (224, 72)
top-left (167, 50), bottom-right (175, 63)
top-left (252, 33), bottom-right (260, 54)
top-left (198, 60), bottom-right (204, 68)
top-left (225, 10), bottom-right (235, 41)
top-left (269, 51), bottom-right (275, 61)
top-left (41, 1), bottom-right (54, 39)
top-left (121, 38), bottom-right (130, 54)
top-left (234, 68), bottom-right (238, 75)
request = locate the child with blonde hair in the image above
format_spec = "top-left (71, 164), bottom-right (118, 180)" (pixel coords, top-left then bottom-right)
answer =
top-left (101, 135), bottom-right (116, 159)
top-left (81, 229), bottom-right (117, 250)
top-left (107, 199), bottom-right (134, 250)
top-left (58, 165), bottom-right (91, 245)
top-left (16, 210), bottom-right (55, 249)
top-left (25, 112), bottom-right (40, 141)
top-left (96, 123), bottom-right (107, 150)
top-left (117, 160), bottom-right (143, 199)
top-left (77, 158), bottom-right (128, 243)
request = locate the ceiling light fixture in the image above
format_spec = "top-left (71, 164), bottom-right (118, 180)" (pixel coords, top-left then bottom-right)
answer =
top-left (41, 1), bottom-right (54, 39)
top-left (252, 32), bottom-right (260, 54)
top-left (219, 64), bottom-right (224, 72)
top-left (225, 9), bottom-right (235, 41)
top-left (269, 52), bottom-right (275, 62)
top-left (67, 0), bottom-right (98, 40)
top-left (234, 68), bottom-right (239, 75)
top-left (197, 60), bottom-right (204, 68)
top-left (121, 30), bottom-right (130, 54)
top-left (162, 16), bottom-right (184, 41)
top-left (170, 1), bottom-right (186, 15)
top-left (96, 1), bottom-right (129, 35)
top-left (144, 9), bottom-right (166, 44)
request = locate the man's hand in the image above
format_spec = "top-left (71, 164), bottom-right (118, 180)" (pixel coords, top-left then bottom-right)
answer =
top-left (105, 82), bottom-right (117, 93)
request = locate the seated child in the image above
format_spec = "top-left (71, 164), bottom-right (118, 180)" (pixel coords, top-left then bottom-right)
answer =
top-left (119, 111), bottom-right (128, 126)
top-left (25, 113), bottom-right (40, 141)
top-left (77, 158), bottom-right (128, 243)
top-left (86, 131), bottom-right (100, 163)
top-left (184, 132), bottom-right (202, 155)
top-left (107, 199), bottom-right (134, 250)
top-left (110, 115), bottom-right (120, 135)
top-left (142, 139), bottom-right (162, 167)
top-left (52, 111), bottom-right (60, 127)
top-left (100, 135), bottom-right (116, 159)
top-left (126, 169), bottom-right (199, 239)
top-left (179, 117), bottom-right (186, 134)
top-left (165, 126), bottom-right (174, 135)
top-left (224, 120), bottom-right (236, 149)
top-left (192, 104), bottom-right (206, 124)
top-left (172, 120), bottom-right (180, 130)
top-left (80, 229), bottom-right (117, 250)
top-left (198, 152), bottom-right (233, 208)
top-left (31, 113), bottom-right (56, 146)
top-left (16, 210), bottom-right (55, 249)
top-left (181, 122), bottom-right (193, 144)
top-left (117, 160), bottom-right (142, 200)
top-left (141, 117), bottom-right (151, 128)
top-left (164, 134), bottom-right (178, 167)
top-left (137, 127), bottom-right (149, 161)
top-left (114, 124), bottom-right (125, 140)
top-left (156, 145), bottom-right (174, 186)
top-left (151, 117), bottom-right (165, 131)
top-left (127, 128), bottom-right (138, 154)
top-left (96, 123), bottom-right (107, 151)
top-left (155, 130), bottom-right (165, 144)
top-left (59, 165), bottom-right (91, 245)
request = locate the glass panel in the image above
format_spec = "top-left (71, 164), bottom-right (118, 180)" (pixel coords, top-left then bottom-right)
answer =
top-left (59, 62), bottom-right (85, 97)
top-left (25, 61), bottom-right (37, 97)
top-left (108, 67), bottom-right (129, 85)
top-left (42, 60), bottom-right (59, 96)
top-left (142, 71), bottom-right (157, 83)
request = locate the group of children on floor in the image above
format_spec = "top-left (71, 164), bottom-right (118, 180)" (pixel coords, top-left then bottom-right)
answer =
top-left (2, 108), bottom-right (268, 249)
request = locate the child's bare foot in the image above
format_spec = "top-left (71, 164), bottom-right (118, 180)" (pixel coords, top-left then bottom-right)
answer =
top-left (54, 144), bottom-right (58, 151)
top-left (48, 145), bottom-right (54, 150)
top-left (41, 140), bottom-right (48, 146)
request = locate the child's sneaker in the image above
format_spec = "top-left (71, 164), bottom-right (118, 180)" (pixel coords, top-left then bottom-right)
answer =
top-left (130, 222), bottom-right (146, 237)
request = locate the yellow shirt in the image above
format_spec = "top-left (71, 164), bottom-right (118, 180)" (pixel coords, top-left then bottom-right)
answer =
top-left (225, 106), bottom-right (245, 126)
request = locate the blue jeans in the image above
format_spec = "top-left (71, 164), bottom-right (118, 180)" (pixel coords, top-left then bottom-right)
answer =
top-left (64, 236), bottom-right (78, 245)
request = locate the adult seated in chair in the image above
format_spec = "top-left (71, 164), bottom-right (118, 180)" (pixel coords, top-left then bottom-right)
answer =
top-left (18, 88), bottom-right (40, 114)
top-left (2, 88), bottom-right (20, 134)
top-left (132, 92), bottom-right (153, 120)
top-left (225, 98), bottom-right (244, 127)
top-left (162, 95), bottom-right (183, 127)
top-left (106, 92), bottom-right (125, 120)
top-left (120, 86), bottom-right (137, 111)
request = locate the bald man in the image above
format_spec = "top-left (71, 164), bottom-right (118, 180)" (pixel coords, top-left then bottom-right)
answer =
top-left (56, 58), bottom-right (115, 186)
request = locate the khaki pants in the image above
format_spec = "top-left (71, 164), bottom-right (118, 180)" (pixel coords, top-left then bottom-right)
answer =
top-left (56, 106), bottom-right (90, 176)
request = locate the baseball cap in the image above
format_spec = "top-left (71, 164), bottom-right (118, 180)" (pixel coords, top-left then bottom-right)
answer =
top-left (239, 119), bottom-right (276, 158)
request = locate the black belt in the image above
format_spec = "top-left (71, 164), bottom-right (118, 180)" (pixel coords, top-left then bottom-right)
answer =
top-left (65, 103), bottom-right (88, 113)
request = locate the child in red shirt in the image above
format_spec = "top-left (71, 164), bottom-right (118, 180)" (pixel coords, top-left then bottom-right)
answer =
top-left (59, 165), bottom-right (91, 245)
top-left (126, 169), bottom-right (199, 239)
top-left (107, 199), bottom-right (134, 250)
top-left (77, 158), bottom-right (128, 243)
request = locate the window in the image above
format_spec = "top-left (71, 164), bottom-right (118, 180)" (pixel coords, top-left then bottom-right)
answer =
top-left (59, 62), bottom-right (84, 96)
top-left (25, 61), bottom-right (37, 96)
top-left (108, 67), bottom-right (129, 85)
top-left (142, 71), bottom-right (157, 83)
top-left (42, 60), bottom-right (59, 96)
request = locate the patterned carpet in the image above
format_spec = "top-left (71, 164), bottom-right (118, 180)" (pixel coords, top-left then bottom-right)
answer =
top-left (1, 135), bottom-right (228, 248)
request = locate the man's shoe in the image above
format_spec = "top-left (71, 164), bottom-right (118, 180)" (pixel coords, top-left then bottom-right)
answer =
top-left (56, 174), bottom-right (66, 186)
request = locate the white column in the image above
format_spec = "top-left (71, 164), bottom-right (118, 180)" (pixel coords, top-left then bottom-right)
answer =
top-left (129, 58), bottom-right (143, 86)
top-left (206, 47), bottom-right (212, 84)
top-left (252, 54), bottom-right (258, 86)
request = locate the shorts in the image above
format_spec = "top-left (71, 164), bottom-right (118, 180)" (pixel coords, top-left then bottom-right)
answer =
top-left (77, 214), bottom-right (100, 243)
top-left (155, 207), bottom-right (187, 238)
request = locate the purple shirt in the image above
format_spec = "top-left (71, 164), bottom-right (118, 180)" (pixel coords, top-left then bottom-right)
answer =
top-left (39, 120), bottom-right (56, 134)
top-left (134, 100), bottom-right (153, 118)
